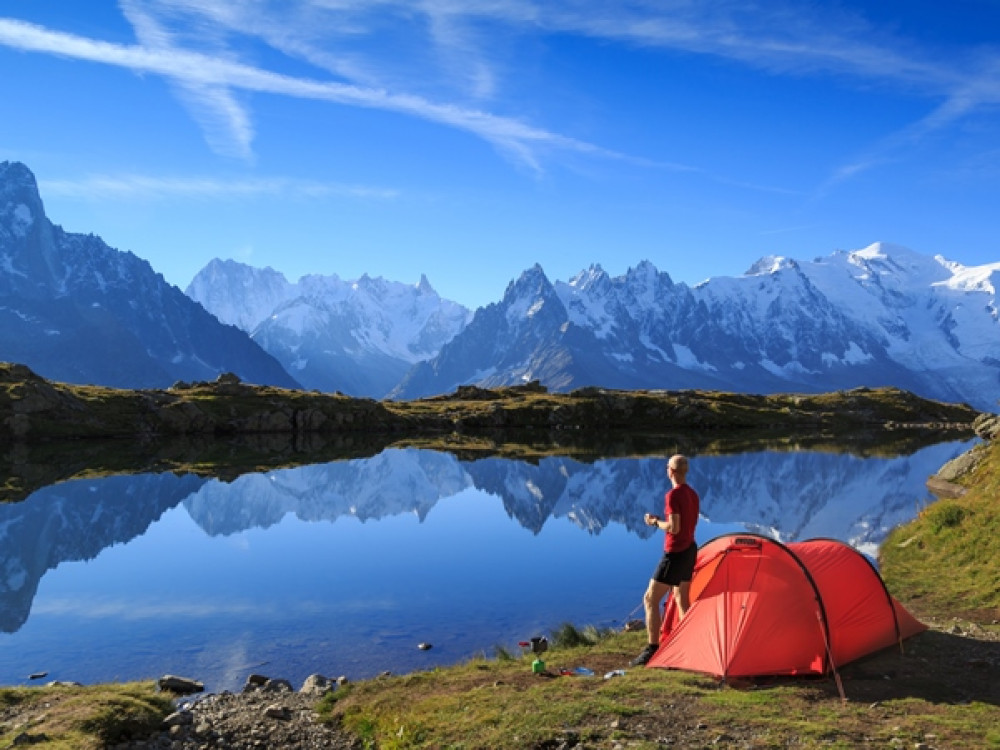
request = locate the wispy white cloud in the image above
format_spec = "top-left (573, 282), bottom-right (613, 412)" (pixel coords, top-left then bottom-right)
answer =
top-left (291, 0), bottom-right (968, 97)
top-left (428, 0), bottom-right (971, 95)
top-left (817, 59), bottom-right (1000, 195)
top-left (119, 0), bottom-right (257, 160)
top-left (39, 173), bottom-right (399, 200)
top-left (0, 15), bottom-right (610, 170)
top-left (370, 1), bottom-right (1000, 189)
top-left (4, 1), bottom-right (998, 186)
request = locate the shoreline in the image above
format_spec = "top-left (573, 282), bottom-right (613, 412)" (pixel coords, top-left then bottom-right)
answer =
top-left (2, 383), bottom-right (997, 747)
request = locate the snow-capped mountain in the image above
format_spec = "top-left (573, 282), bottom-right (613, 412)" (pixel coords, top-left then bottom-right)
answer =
top-left (0, 162), bottom-right (299, 389)
top-left (393, 246), bottom-right (1000, 410)
top-left (186, 259), bottom-right (471, 397)
top-left (7, 158), bottom-right (996, 406)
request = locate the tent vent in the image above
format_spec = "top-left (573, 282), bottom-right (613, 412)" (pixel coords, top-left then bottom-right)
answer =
top-left (733, 537), bottom-right (762, 547)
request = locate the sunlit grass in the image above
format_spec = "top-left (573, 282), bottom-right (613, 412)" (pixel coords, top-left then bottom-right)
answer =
top-left (0, 682), bottom-right (172, 750)
top-left (882, 440), bottom-right (1000, 617)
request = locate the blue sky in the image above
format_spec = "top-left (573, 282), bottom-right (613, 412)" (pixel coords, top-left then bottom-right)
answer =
top-left (2, 1), bottom-right (999, 309)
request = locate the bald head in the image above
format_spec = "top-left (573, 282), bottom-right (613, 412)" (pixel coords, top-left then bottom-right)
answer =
top-left (668, 454), bottom-right (689, 482)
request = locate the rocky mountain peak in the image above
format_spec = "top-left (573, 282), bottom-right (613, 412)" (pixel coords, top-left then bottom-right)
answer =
top-left (0, 161), bottom-right (41, 208)
top-left (0, 164), bottom-right (298, 390)
top-left (416, 273), bottom-right (435, 295)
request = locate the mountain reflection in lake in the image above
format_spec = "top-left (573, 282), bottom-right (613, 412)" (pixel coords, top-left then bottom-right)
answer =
top-left (0, 440), bottom-right (972, 693)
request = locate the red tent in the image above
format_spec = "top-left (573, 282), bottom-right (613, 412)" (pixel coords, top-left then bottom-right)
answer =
top-left (646, 534), bottom-right (926, 683)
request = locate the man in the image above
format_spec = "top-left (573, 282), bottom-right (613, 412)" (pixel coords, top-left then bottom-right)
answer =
top-left (630, 453), bottom-right (700, 667)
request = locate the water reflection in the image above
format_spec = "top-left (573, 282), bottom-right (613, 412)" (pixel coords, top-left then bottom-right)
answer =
top-left (0, 439), bottom-right (972, 692)
top-left (181, 443), bottom-right (962, 552)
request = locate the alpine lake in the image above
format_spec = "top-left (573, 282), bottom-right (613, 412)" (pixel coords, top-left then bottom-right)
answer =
top-left (0, 429), bottom-right (975, 694)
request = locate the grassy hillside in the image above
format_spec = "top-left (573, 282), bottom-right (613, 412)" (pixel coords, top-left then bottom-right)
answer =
top-left (881, 439), bottom-right (1000, 620)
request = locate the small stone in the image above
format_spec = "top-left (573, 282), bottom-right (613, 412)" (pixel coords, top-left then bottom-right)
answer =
top-left (157, 675), bottom-right (204, 694)
top-left (263, 678), bottom-right (293, 693)
top-left (162, 711), bottom-right (193, 728)
top-left (300, 674), bottom-right (333, 697)
top-left (11, 732), bottom-right (46, 747)
top-left (264, 704), bottom-right (291, 721)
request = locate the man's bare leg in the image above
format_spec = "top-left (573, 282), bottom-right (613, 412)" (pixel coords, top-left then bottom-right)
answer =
top-left (643, 579), bottom-right (672, 645)
top-left (674, 581), bottom-right (692, 619)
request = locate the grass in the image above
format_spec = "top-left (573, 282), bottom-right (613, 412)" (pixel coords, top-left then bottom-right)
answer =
top-left (881, 439), bottom-right (1000, 618)
top-left (314, 628), bottom-right (998, 749)
top-left (319, 638), bottom-right (665, 750)
top-left (0, 682), bottom-right (172, 749)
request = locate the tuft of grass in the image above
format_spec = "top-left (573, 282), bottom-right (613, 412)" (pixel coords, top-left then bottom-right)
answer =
top-left (549, 622), bottom-right (615, 649)
top-left (925, 501), bottom-right (969, 533)
top-left (0, 682), bottom-right (172, 750)
top-left (493, 645), bottom-right (518, 661)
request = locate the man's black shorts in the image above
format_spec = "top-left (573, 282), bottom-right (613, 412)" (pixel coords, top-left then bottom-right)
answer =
top-left (651, 543), bottom-right (698, 586)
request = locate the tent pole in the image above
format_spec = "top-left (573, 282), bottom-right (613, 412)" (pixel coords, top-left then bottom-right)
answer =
top-left (816, 609), bottom-right (846, 702)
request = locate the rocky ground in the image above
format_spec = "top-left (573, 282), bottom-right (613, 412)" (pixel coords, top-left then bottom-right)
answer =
top-left (1, 615), bottom-right (978, 749)
top-left (117, 684), bottom-right (362, 749)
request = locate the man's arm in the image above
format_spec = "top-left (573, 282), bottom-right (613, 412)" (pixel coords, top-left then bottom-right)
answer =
top-left (645, 513), bottom-right (681, 533)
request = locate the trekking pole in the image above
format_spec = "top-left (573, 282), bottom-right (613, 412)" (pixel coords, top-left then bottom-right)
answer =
top-left (618, 600), bottom-right (645, 629)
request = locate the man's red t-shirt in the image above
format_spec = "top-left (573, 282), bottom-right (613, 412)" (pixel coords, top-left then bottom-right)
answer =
top-left (663, 483), bottom-right (699, 552)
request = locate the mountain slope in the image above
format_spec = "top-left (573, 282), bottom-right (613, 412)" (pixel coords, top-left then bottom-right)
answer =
top-left (392, 246), bottom-right (1000, 410)
top-left (0, 161), bottom-right (299, 389)
top-left (186, 259), bottom-right (471, 397)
